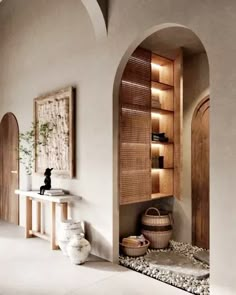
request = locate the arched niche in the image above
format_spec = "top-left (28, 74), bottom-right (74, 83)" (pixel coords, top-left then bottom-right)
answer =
top-left (112, 23), bottom-right (210, 263)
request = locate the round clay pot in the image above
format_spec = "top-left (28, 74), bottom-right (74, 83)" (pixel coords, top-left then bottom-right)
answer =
top-left (67, 233), bottom-right (91, 265)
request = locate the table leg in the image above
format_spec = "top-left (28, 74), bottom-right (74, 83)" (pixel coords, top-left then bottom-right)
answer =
top-left (50, 202), bottom-right (57, 250)
top-left (25, 197), bottom-right (32, 238)
top-left (36, 201), bottom-right (41, 233)
top-left (60, 203), bottom-right (68, 221)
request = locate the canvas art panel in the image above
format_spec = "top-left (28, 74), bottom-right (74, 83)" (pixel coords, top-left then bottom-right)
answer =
top-left (34, 86), bottom-right (75, 178)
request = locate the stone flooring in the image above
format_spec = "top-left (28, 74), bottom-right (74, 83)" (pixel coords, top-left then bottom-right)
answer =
top-left (193, 250), bottom-right (209, 265)
top-left (0, 221), bottom-right (186, 295)
top-left (119, 241), bottom-right (210, 295)
top-left (145, 252), bottom-right (209, 279)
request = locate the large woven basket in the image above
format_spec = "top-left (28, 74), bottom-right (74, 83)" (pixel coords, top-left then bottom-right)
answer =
top-left (120, 240), bottom-right (150, 257)
top-left (141, 207), bottom-right (173, 249)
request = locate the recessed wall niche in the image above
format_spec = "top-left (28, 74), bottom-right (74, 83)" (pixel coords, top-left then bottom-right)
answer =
top-left (119, 47), bottom-right (182, 205)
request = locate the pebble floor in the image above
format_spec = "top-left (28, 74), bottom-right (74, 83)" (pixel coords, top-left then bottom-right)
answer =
top-left (119, 240), bottom-right (210, 295)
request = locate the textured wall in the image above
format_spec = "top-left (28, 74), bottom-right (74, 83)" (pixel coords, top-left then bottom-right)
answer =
top-left (0, 0), bottom-right (114, 261)
top-left (0, 1), bottom-right (236, 294)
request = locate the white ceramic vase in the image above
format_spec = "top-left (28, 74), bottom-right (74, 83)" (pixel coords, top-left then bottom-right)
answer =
top-left (58, 220), bottom-right (84, 256)
top-left (67, 233), bottom-right (91, 265)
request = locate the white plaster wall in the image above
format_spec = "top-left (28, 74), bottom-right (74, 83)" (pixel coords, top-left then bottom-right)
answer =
top-left (0, 0), bottom-right (114, 261)
top-left (173, 53), bottom-right (210, 243)
top-left (0, 1), bottom-right (236, 293)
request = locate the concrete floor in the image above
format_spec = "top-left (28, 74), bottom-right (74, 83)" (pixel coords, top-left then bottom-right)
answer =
top-left (0, 221), bottom-right (186, 295)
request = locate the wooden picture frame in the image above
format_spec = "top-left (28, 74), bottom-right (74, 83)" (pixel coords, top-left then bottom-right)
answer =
top-left (34, 86), bottom-right (75, 178)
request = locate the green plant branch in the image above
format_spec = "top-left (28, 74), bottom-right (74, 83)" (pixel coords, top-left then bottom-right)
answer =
top-left (18, 121), bottom-right (54, 175)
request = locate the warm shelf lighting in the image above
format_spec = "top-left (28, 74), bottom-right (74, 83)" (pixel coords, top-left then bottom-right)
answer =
top-left (151, 143), bottom-right (161, 148)
top-left (151, 112), bottom-right (161, 119)
top-left (151, 63), bottom-right (162, 70)
top-left (151, 87), bottom-right (161, 95)
top-left (152, 168), bottom-right (160, 173)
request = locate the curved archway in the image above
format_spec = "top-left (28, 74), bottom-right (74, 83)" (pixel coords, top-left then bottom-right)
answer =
top-left (81, 0), bottom-right (107, 40)
top-left (113, 24), bottom-right (210, 263)
top-left (0, 112), bottom-right (19, 225)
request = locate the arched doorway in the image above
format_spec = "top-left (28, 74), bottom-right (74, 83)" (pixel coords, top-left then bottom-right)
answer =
top-left (0, 113), bottom-right (19, 225)
top-left (192, 96), bottom-right (210, 249)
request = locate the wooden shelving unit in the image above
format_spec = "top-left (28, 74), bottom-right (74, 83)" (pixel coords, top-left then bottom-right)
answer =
top-left (152, 108), bottom-right (174, 115)
top-left (151, 53), bottom-right (174, 198)
top-left (119, 47), bottom-right (182, 205)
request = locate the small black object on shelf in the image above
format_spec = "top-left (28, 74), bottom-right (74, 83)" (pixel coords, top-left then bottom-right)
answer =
top-left (40, 168), bottom-right (53, 195)
top-left (159, 156), bottom-right (164, 168)
top-left (152, 132), bottom-right (169, 142)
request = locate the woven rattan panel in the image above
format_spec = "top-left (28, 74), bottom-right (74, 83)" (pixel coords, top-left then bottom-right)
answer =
top-left (120, 79), bottom-right (150, 107)
top-left (122, 47), bottom-right (151, 82)
top-left (120, 47), bottom-right (151, 205)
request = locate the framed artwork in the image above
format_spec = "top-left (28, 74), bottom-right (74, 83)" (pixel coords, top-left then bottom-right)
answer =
top-left (34, 86), bottom-right (75, 178)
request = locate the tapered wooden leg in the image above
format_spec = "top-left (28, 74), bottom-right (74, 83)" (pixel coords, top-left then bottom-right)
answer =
top-left (50, 202), bottom-right (57, 250)
top-left (36, 201), bottom-right (41, 233)
top-left (25, 197), bottom-right (32, 238)
top-left (60, 203), bottom-right (68, 221)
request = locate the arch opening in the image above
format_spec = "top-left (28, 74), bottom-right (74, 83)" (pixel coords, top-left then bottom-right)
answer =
top-left (113, 24), bottom-right (210, 292)
top-left (0, 112), bottom-right (19, 225)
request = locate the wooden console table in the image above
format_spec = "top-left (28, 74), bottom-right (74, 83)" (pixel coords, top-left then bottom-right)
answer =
top-left (15, 190), bottom-right (78, 250)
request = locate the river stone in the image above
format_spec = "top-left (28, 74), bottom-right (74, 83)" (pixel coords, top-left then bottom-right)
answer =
top-left (193, 250), bottom-right (209, 265)
top-left (145, 252), bottom-right (209, 279)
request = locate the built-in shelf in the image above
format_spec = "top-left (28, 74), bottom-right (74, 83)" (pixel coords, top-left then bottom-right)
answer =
top-left (152, 107), bottom-right (174, 115)
top-left (120, 193), bottom-right (173, 205)
top-left (151, 52), bottom-right (175, 199)
top-left (119, 47), bottom-right (181, 206)
top-left (152, 168), bottom-right (173, 171)
top-left (151, 141), bottom-right (174, 145)
top-left (151, 193), bottom-right (173, 199)
top-left (151, 81), bottom-right (173, 91)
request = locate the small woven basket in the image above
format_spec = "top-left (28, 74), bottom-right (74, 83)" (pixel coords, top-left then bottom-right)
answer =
top-left (120, 240), bottom-right (150, 257)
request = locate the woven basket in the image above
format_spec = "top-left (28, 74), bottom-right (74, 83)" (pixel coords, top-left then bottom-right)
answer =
top-left (120, 240), bottom-right (150, 257)
top-left (141, 207), bottom-right (173, 249)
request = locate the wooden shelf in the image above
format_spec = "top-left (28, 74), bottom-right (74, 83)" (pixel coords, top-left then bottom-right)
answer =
top-left (151, 141), bottom-right (174, 145)
top-left (120, 193), bottom-right (173, 205)
top-left (152, 168), bottom-right (173, 171)
top-left (151, 81), bottom-right (173, 91)
top-left (121, 141), bottom-right (173, 145)
top-left (152, 107), bottom-right (174, 115)
top-left (151, 53), bottom-right (174, 86)
top-left (151, 193), bottom-right (173, 199)
top-left (152, 53), bottom-right (173, 66)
